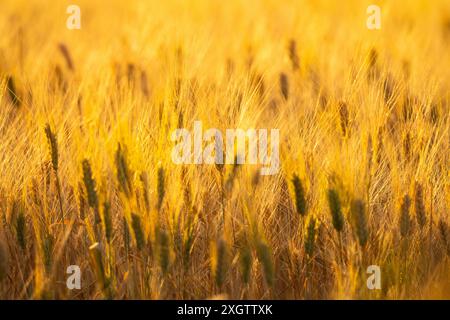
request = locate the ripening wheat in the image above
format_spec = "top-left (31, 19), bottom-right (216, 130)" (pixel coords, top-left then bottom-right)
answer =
top-left (0, 0), bottom-right (449, 300)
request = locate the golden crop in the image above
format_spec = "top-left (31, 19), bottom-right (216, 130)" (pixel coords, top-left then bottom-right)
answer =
top-left (0, 0), bottom-right (449, 299)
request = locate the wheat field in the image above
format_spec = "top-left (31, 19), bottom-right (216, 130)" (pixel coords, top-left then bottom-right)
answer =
top-left (0, 0), bottom-right (449, 300)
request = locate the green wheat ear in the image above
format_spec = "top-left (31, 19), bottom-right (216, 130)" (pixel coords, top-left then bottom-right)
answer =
top-left (82, 159), bottom-right (100, 224)
top-left (103, 201), bottom-right (112, 244)
top-left (45, 124), bottom-right (65, 224)
top-left (44, 124), bottom-right (58, 173)
top-left (140, 171), bottom-right (150, 212)
top-left (42, 233), bottom-right (54, 274)
top-left (327, 188), bottom-right (344, 233)
top-left (291, 174), bottom-right (307, 216)
top-left (338, 101), bottom-right (349, 137)
top-left (239, 244), bottom-right (252, 284)
top-left (122, 217), bottom-right (131, 254)
top-left (89, 242), bottom-right (113, 298)
top-left (351, 199), bottom-right (368, 247)
top-left (6, 75), bottom-right (20, 107)
top-left (212, 237), bottom-right (227, 289)
top-left (157, 166), bottom-right (165, 210)
top-left (159, 229), bottom-right (170, 274)
top-left (131, 213), bottom-right (145, 250)
top-left (0, 238), bottom-right (9, 281)
top-left (115, 143), bottom-right (132, 198)
top-left (288, 39), bottom-right (300, 71)
top-left (13, 201), bottom-right (26, 250)
top-left (304, 216), bottom-right (318, 258)
top-left (279, 72), bottom-right (289, 100)
top-left (399, 195), bottom-right (412, 238)
top-left (414, 183), bottom-right (426, 229)
top-left (256, 239), bottom-right (274, 287)
top-left (78, 182), bottom-right (87, 221)
top-left (438, 219), bottom-right (450, 256)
